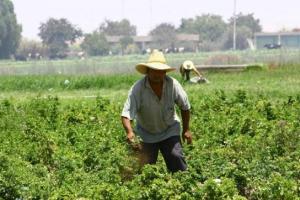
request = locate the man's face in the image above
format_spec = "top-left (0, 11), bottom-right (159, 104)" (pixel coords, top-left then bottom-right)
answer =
top-left (147, 68), bottom-right (166, 83)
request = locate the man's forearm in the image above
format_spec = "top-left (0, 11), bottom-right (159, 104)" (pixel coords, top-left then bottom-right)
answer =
top-left (121, 116), bottom-right (138, 146)
top-left (121, 116), bottom-right (133, 134)
top-left (181, 109), bottom-right (190, 132)
top-left (193, 68), bottom-right (202, 77)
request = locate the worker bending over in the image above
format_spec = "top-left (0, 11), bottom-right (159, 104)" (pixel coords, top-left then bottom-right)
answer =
top-left (180, 60), bottom-right (208, 83)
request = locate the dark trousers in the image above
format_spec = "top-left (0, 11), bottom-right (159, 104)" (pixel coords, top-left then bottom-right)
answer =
top-left (185, 70), bottom-right (191, 81)
top-left (140, 136), bottom-right (187, 173)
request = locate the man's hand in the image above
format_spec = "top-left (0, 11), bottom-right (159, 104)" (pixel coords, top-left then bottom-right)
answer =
top-left (127, 131), bottom-right (142, 150)
top-left (122, 117), bottom-right (141, 150)
top-left (182, 130), bottom-right (192, 144)
top-left (126, 131), bottom-right (135, 144)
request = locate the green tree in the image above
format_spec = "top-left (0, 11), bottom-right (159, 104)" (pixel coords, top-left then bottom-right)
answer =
top-left (150, 23), bottom-right (177, 49)
top-left (120, 36), bottom-right (134, 55)
top-left (99, 19), bottom-right (136, 36)
top-left (221, 13), bottom-right (261, 50)
top-left (179, 14), bottom-right (226, 42)
top-left (16, 38), bottom-right (47, 59)
top-left (229, 13), bottom-right (262, 37)
top-left (80, 31), bottom-right (109, 56)
top-left (38, 18), bottom-right (82, 59)
top-left (0, 0), bottom-right (22, 59)
top-left (222, 26), bottom-right (252, 50)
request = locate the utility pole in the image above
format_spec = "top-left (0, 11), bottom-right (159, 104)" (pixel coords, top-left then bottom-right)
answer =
top-left (149, 0), bottom-right (153, 31)
top-left (121, 0), bottom-right (125, 19)
top-left (233, 0), bottom-right (237, 50)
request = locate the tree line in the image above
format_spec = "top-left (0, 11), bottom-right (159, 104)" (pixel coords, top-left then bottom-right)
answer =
top-left (1, 0), bottom-right (263, 60)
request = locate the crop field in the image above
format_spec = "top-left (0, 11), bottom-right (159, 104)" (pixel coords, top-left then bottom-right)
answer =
top-left (1, 49), bottom-right (300, 75)
top-left (0, 63), bottom-right (300, 199)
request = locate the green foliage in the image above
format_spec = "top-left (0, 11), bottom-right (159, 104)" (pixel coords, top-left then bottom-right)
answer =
top-left (0, 89), bottom-right (300, 199)
top-left (38, 18), bottom-right (82, 58)
top-left (81, 31), bottom-right (109, 56)
top-left (0, 74), bottom-right (140, 91)
top-left (0, 0), bottom-right (22, 59)
top-left (2, 50), bottom-right (300, 76)
top-left (99, 19), bottom-right (136, 36)
top-left (179, 14), bottom-right (226, 42)
top-left (0, 65), bottom-right (299, 198)
top-left (16, 38), bottom-right (47, 58)
top-left (221, 13), bottom-right (262, 50)
top-left (178, 13), bottom-right (262, 51)
top-left (150, 23), bottom-right (177, 49)
top-left (120, 35), bottom-right (134, 54)
top-left (222, 26), bottom-right (252, 50)
top-left (178, 14), bottom-right (227, 51)
top-left (228, 13), bottom-right (262, 37)
top-left (245, 63), bottom-right (268, 71)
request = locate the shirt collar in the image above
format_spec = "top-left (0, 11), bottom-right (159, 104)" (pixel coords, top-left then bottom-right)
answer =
top-left (144, 76), bottom-right (168, 90)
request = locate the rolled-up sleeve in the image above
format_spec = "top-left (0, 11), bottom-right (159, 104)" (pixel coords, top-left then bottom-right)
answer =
top-left (174, 81), bottom-right (191, 111)
top-left (121, 86), bottom-right (138, 120)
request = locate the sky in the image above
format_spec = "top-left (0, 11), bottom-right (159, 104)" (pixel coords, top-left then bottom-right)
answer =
top-left (11, 0), bottom-right (300, 40)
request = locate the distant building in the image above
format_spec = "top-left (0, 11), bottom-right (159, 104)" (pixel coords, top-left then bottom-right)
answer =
top-left (254, 32), bottom-right (300, 49)
top-left (105, 34), bottom-right (200, 52)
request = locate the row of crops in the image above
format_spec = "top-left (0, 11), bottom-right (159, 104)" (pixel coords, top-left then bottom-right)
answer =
top-left (1, 89), bottom-right (299, 199)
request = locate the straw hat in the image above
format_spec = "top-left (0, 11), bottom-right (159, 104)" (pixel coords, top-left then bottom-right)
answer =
top-left (182, 60), bottom-right (195, 70)
top-left (135, 49), bottom-right (176, 74)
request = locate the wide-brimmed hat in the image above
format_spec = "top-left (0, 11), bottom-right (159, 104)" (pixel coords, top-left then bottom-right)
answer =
top-left (135, 49), bottom-right (176, 74)
top-left (182, 60), bottom-right (195, 70)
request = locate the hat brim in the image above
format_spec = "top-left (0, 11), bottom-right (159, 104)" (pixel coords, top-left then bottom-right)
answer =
top-left (136, 62), bottom-right (176, 74)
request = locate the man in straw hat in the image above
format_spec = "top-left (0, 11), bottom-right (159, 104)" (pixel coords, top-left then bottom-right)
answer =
top-left (121, 49), bottom-right (192, 172)
top-left (180, 60), bottom-right (209, 83)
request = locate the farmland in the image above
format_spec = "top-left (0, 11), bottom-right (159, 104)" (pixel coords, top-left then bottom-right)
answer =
top-left (1, 49), bottom-right (300, 75)
top-left (0, 60), bottom-right (300, 199)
